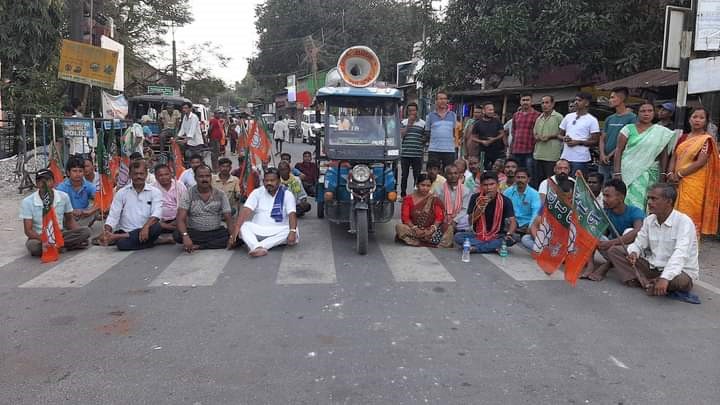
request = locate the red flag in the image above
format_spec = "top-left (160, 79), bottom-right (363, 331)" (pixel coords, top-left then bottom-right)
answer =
top-left (532, 180), bottom-right (572, 275)
top-left (248, 118), bottom-right (272, 164)
top-left (48, 159), bottom-right (64, 185)
top-left (94, 173), bottom-right (114, 213)
top-left (40, 187), bottom-right (65, 263)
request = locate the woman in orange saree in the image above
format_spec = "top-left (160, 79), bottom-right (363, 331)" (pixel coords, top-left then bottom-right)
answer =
top-left (668, 107), bottom-right (720, 236)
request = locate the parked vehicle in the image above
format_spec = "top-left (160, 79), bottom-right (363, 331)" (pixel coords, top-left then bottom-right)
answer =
top-left (193, 104), bottom-right (210, 136)
top-left (127, 94), bottom-right (192, 156)
top-left (301, 110), bottom-right (337, 144)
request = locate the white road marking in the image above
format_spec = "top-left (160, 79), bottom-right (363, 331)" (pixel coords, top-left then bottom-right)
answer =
top-left (378, 241), bottom-right (456, 283)
top-left (0, 245), bottom-right (29, 269)
top-left (695, 279), bottom-right (720, 296)
top-left (276, 220), bottom-right (336, 284)
top-left (19, 248), bottom-right (132, 288)
top-left (483, 246), bottom-right (564, 281)
top-left (150, 249), bottom-right (233, 287)
top-left (609, 355), bottom-right (629, 369)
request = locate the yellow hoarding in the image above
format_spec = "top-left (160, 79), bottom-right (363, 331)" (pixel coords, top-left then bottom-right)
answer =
top-left (58, 39), bottom-right (119, 89)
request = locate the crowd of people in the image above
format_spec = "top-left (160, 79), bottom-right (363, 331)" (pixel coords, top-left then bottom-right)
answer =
top-left (19, 87), bottom-right (719, 298)
top-left (395, 88), bottom-right (719, 297)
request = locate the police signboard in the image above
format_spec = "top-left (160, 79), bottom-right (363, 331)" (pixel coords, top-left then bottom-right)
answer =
top-left (63, 118), bottom-right (94, 139)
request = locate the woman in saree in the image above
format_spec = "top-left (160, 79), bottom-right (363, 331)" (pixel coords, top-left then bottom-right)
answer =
top-left (614, 103), bottom-right (676, 210)
top-left (667, 107), bottom-right (720, 236)
top-left (395, 173), bottom-right (445, 247)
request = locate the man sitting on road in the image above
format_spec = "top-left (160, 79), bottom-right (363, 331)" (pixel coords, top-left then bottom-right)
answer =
top-left (154, 163), bottom-right (187, 244)
top-left (56, 157), bottom-right (98, 228)
top-left (427, 161), bottom-right (447, 195)
top-left (175, 165), bottom-right (234, 251)
top-left (437, 164), bottom-right (471, 244)
top-left (499, 158), bottom-right (518, 192)
top-left (454, 171), bottom-right (517, 253)
top-left (464, 156), bottom-right (482, 192)
top-left (213, 157), bottom-right (242, 215)
top-left (100, 160), bottom-right (163, 250)
top-left (503, 166), bottom-right (541, 235)
top-left (278, 161), bottom-right (311, 216)
top-left (606, 183), bottom-right (698, 295)
top-left (583, 178), bottom-right (644, 281)
top-left (179, 154), bottom-right (203, 189)
top-left (21, 169), bottom-right (92, 257)
top-left (295, 151), bottom-right (319, 198)
top-left (538, 158), bottom-right (575, 201)
top-left (231, 168), bottom-right (298, 257)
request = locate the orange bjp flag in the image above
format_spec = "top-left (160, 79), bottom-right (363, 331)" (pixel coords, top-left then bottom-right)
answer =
top-left (531, 180), bottom-right (571, 275)
top-left (40, 186), bottom-right (65, 263)
top-left (248, 118), bottom-right (272, 164)
top-left (94, 173), bottom-right (114, 213)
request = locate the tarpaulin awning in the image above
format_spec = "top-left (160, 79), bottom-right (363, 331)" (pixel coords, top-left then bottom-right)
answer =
top-left (597, 69), bottom-right (678, 90)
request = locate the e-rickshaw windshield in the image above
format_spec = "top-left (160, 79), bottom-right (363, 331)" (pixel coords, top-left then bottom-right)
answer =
top-left (326, 98), bottom-right (399, 147)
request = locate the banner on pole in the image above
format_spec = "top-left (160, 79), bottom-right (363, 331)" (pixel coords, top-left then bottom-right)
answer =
top-left (101, 91), bottom-right (128, 120)
top-left (58, 39), bottom-right (118, 89)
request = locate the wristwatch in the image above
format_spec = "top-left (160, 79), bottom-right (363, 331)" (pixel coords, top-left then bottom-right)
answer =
top-left (289, 229), bottom-right (297, 233)
top-left (181, 232), bottom-right (189, 237)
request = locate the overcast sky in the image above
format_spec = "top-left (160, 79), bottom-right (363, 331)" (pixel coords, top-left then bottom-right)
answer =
top-left (163, 0), bottom-right (448, 86)
top-left (164, 0), bottom-right (263, 85)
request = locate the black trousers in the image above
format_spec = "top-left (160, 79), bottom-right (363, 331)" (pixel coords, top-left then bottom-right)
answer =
top-left (535, 160), bottom-right (556, 187)
top-left (173, 227), bottom-right (229, 249)
top-left (427, 151), bottom-right (456, 169)
top-left (400, 156), bottom-right (423, 196)
top-left (116, 223), bottom-right (162, 251)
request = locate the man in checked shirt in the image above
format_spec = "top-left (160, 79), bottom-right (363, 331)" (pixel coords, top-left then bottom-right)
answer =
top-left (508, 93), bottom-right (541, 181)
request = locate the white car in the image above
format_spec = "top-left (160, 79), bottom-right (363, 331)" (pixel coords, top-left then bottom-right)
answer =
top-left (192, 104), bottom-right (210, 136)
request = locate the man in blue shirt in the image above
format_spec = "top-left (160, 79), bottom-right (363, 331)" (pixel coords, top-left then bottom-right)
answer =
top-left (503, 167), bottom-right (541, 234)
top-left (583, 178), bottom-right (644, 281)
top-left (598, 87), bottom-right (636, 180)
top-left (56, 157), bottom-right (98, 227)
top-left (425, 90), bottom-right (457, 169)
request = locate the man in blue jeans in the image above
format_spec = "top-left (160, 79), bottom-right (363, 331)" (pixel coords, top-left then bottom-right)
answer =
top-left (100, 160), bottom-right (163, 250)
top-left (455, 171), bottom-right (517, 253)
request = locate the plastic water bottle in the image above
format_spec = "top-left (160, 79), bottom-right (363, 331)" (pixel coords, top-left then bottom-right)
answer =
top-left (499, 240), bottom-right (508, 258)
top-left (461, 238), bottom-right (471, 263)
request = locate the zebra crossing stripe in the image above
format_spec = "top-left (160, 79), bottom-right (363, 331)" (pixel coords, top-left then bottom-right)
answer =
top-left (19, 248), bottom-right (132, 288)
top-left (378, 241), bottom-right (456, 283)
top-left (0, 245), bottom-right (29, 269)
top-left (483, 246), bottom-right (564, 281)
top-left (149, 249), bottom-right (234, 287)
top-left (276, 220), bottom-right (336, 284)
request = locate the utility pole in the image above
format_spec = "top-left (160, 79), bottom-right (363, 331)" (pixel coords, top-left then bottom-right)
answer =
top-left (675, 0), bottom-right (698, 131)
top-left (172, 22), bottom-right (178, 89)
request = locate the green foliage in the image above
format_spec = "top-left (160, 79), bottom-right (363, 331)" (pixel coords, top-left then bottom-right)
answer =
top-left (420, 0), bottom-right (690, 89)
top-left (0, 0), bottom-right (66, 115)
top-left (183, 76), bottom-right (228, 104)
top-left (249, 0), bottom-right (435, 93)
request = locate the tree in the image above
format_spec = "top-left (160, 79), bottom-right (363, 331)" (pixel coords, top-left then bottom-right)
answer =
top-left (249, 0), bottom-right (435, 95)
top-left (183, 76), bottom-right (228, 105)
top-left (0, 0), bottom-right (66, 116)
top-left (419, 0), bottom-right (690, 89)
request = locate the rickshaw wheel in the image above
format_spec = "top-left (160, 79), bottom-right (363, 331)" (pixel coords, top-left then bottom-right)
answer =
top-left (356, 210), bottom-right (368, 255)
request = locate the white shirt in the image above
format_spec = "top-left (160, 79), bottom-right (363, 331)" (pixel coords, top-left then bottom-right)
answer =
top-left (273, 120), bottom-right (288, 141)
top-left (627, 210), bottom-right (699, 281)
top-left (538, 175), bottom-right (576, 196)
top-left (105, 183), bottom-right (163, 232)
top-left (244, 186), bottom-right (297, 227)
top-left (178, 168), bottom-right (196, 188)
top-left (177, 113), bottom-right (204, 146)
top-left (559, 112), bottom-right (600, 162)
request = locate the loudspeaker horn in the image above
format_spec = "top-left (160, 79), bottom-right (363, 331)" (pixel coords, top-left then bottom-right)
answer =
top-left (337, 46), bottom-right (381, 88)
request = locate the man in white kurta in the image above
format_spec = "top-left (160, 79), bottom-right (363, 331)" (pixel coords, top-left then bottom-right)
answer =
top-left (232, 168), bottom-right (298, 257)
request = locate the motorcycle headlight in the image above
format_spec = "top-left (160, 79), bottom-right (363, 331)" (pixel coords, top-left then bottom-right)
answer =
top-left (351, 164), bottom-right (371, 182)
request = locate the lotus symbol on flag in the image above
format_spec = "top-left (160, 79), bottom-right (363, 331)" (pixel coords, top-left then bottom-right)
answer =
top-left (568, 221), bottom-right (577, 254)
top-left (534, 217), bottom-right (552, 254)
top-left (251, 132), bottom-right (261, 149)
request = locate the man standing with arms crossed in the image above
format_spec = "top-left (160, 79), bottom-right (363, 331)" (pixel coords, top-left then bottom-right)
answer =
top-left (425, 90), bottom-right (457, 168)
top-left (509, 93), bottom-right (540, 178)
top-left (599, 87), bottom-right (636, 181)
top-left (533, 95), bottom-right (564, 185)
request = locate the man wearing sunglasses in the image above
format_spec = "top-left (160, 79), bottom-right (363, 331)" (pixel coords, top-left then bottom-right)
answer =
top-left (558, 93), bottom-right (600, 177)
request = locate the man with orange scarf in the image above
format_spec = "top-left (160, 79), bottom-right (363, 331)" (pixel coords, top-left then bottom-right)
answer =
top-left (454, 171), bottom-right (517, 253)
top-left (437, 164), bottom-right (471, 247)
top-left (668, 107), bottom-right (720, 236)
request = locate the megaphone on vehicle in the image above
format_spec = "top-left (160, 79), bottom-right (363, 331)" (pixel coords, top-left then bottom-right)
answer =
top-left (337, 46), bottom-right (380, 88)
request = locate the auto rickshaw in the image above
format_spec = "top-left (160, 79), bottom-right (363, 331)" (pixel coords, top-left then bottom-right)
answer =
top-left (315, 46), bottom-right (401, 255)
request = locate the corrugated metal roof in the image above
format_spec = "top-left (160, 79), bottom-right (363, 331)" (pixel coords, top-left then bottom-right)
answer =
top-left (597, 69), bottom-right (678, 90)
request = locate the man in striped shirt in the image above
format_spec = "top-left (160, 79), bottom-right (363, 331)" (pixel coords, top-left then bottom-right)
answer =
top-left (400, 102), bottom-right (426, 198)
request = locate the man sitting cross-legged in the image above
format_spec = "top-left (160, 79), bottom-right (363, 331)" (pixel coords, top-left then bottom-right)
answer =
top-left (100, 160), bottom-right (163, 250)
top-left (56, 157), bottom-right (99, 228)
top-left (230, 168), bottom-right (298, 257)
top-left (436, 163), bottom-right (470, 246)
top-left (277, 160), bottom-right (311, 216)
top-left (153, 163), bottom-right (187, 244)
top-left (21, 169), bottom-right (92, 257)
top-left (606, 183), bottom-right (697, 295)
top-left (582, 178), bottom-right (644, 281)
top-left (174, 164), bottom-right (235, 252)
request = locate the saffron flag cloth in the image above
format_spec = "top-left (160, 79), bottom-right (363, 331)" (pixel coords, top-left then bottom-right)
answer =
top-left (532, 180), bottom-right (572, 275)
top-left (564, 172), bottom-right (610, 286)
top-left (248, 117), bottom-right (272, 165)
top-left (40, 185), bottom-right (65, 263)
top-left (171, 138), bottom-right (185, 179)
top-left (238, 148), bottom-right (257, 198)
top-left (94, 127), bottom-right (114, 213)
top-left (48, 159), bottom-right (64, 185)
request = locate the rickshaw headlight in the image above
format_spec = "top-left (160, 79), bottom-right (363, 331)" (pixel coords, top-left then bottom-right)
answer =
top-left (351, 165), bottom-right (371, 182)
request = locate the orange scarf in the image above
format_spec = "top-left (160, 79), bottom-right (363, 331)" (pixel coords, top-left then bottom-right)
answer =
top-left (472, 192), bottom-right (503, 241)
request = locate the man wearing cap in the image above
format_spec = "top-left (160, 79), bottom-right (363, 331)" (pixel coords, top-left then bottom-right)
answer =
top-left (558, 93), bottom-right (600, 177)
top-left (20, 169), bottom-right (92, 257)
top-left (656, 102), bottom-right (675, 130)
top-left (100, 159), bottom-right (163, 250)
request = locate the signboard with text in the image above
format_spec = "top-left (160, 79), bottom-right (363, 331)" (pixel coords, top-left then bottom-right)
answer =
top-left (696, 0), bottom-right (720, 51)
top-left (58, 40), bottom-right (118, 89)
top-left (63, 118), bottom-right (94, 139)
top-left (147, 85), bottom-right (177, 96)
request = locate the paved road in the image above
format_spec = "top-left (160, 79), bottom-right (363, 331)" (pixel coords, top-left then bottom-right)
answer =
top-left (1, 142), bottom-right (719, 404)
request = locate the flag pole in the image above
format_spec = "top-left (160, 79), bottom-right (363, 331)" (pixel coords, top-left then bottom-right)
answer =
top-left (576, 172), bottom-right (649, 288)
